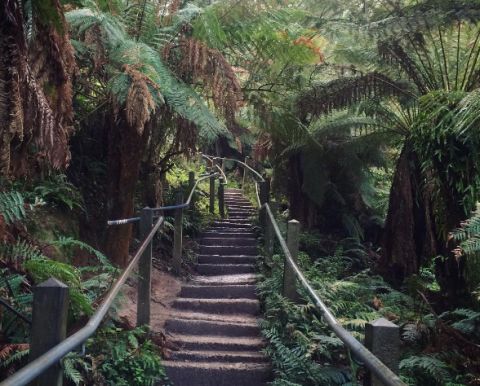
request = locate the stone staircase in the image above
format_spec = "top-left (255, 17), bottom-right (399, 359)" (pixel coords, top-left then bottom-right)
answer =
top-left (163, 188), bottom-right (271, 386)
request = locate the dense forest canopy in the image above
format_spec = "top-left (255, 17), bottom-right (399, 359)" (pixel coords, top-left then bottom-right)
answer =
top-left (2, 0), bottom-right (480, 385)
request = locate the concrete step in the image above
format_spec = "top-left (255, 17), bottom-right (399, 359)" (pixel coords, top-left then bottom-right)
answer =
top-left (200, 245), bottom-right (258, 255)
top-left (201, 237), bottom-right (256, 246)
top-left (202, 229), bottom-right (254, 236)
top-left (221, 218), bottom-right (253, 224)
top-left (190, 273), bottom-right (258, 286)
top-left (167, 334), bottom-right (266, 351)
top-left (180, 284), bottom-right (257, 299)
top-left (227, 203), bottom-right (254, 208)
top-left (196, 263), bottom-right (255, 275)
top-left (164, 360), bottom-right (271, 386)
top-left (173, 298), bottom-right (260, 314)
top-left (228, 210), bottom-right (255, 216)
top-left (166, 310), bottom-right (260, 324)
top-left (225, 201), bottom-right (252, 206)
top-left (165, 317), bottom-right (260, 337)
top-left (167, 349), bottom-right (269, 363)
top-left (225, 196), bottom-right (252, 206)
top-left (211, 222), bottom-right (252, 229)
top-left (198, 255), bottom-right (258, 265)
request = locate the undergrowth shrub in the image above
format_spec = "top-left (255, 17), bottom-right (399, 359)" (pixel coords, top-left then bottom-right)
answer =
top-left (258, 234), bottom-right (480, 385)
top-left (63, 326), bottom-right (170, 386)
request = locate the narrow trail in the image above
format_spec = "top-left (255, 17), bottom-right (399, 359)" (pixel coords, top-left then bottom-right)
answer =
top-left (163, 188), bottom-right (271, 386)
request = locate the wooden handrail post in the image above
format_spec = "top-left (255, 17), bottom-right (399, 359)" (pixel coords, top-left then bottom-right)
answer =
top-left (283, 219), bottom-right (300, 301)
top-left (188, 171), bottom-right (195, 205)
top-left (364, 318), bottom-right (400, 386)
top-left (209, 173), bottom-right (215, 214)
top-left (137, 207), bottom-right (153, 327)
top-left (218, 178), bottom-right (225, 219)
top-left (173, 192), bottom-right (184, 274)
top-left (242, 156), bottom-right (248, 190)
top-left (30, 278), bottom-right (69, 386)
top-left (259, 178), bottom-right (270, 228)
top-left (265, 201), bottom-right (277, 262)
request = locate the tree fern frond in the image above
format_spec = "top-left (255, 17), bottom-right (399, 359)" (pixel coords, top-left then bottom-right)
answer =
top-left (296, 72), bottom-right (412, 121)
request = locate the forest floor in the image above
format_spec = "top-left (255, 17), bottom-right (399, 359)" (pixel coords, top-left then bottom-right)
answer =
top-left (118, 267), bottom-right (182, 331)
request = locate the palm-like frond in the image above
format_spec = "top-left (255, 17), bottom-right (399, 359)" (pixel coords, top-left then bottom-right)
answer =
top-left (67, 7), bottom-right (228, 143)
top-left (296, 72), bottom-right (412, 120)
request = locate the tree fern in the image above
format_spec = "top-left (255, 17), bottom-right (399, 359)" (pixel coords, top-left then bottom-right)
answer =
top-left (67, 7), bottom-right (228, 143)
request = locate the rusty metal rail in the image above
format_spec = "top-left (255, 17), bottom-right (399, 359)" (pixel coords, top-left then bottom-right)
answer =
top-left (1, 167), bottom-right (223, 386)
top-left (203, 154), bottom-right (406, 386)
top-left (0, 216), bottom-right (165, 386)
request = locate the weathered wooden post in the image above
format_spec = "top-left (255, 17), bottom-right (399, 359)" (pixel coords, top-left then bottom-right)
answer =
top-left (242, 156), bottom-right (248, 190)
top-left (265, 201), bottom-right (277, 261)
top-left (137, 207), bottom-right (153, 327)
top-left (364, 318), bottom-right (401, 386)
top-left (218, 177), bottom-right (225, 219)
top-left (173, 192), bottom-right (184, 274)
top-left (188, 171), bottom-right (195, 195)
top-left (259, 178), bottom-right (270, 228)
top-left (209, 172), bottom-right (215, 214)
top-left (283, 219), bottom-right (300, 301)
top-left (30, 278), bottom-right (69, 386)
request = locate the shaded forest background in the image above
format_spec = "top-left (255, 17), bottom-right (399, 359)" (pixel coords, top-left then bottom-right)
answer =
top-left (2, 0), bottom-right (480, 385)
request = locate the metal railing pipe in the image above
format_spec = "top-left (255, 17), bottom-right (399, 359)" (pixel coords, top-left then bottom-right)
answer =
top-left (264, 203), bottom-right (405, 386)
top-left (200, 154), bottom-right (265, 182)
top-left (107, 173), bottom-right (219, 223)
top-left (0, 216), bottom-right (165, 386)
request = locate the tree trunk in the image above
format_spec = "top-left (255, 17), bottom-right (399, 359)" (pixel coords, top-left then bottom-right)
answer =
top-left (285, 153), bottom-right (319, 228)
top-left (379, 143), bottom-right (439, 286)
top-left (104, 116), bottom-right (149, 267)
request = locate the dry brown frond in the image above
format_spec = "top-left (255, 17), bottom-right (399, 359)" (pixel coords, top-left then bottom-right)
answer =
top-left (0, 0), bottom-right (75, 177)
top-left (85, 24), bottom-right (107, 72)
top-left (123, 64), bottom-right (159, 135)
top-left (0, 344), bottom-right (29, 362)
top-left (164, 38), bottom-right (243, 130)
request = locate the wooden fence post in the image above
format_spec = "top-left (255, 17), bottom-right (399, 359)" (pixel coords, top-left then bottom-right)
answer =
top-left (173, 192), bottom-right (184, 274)
top-left (283, 219), bottom-right (300, 301)
top-left (209, 173), bottom-right (215, 214)
top-left (265, 201), bottom-right (277, 262)
top-left (137, 207), bottom-right (153, 327)
top-left (188, 171), bottom-right (195, 204)
top-left (259, 178), bottom-right (270, 228)
top-left (30, 278), bottom-right (69, 386)
top-left (218, 177), bottom-right (225, 219)
top-left (242, 156), bottom-right (248, 190)
top-left (364, 318), bottom-right (401, 386)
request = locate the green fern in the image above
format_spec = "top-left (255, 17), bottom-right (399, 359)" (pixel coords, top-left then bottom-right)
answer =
top-left (51, 236), bottom-right (114, 270)
top-left (0, 191), bottom-right (26, 224)
top-left (399, 355), bottom-right (452, 384)
top-left (0, 240), bottom-right (44, 262)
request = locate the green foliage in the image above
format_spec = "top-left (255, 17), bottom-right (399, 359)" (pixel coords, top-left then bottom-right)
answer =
top-left (51, 236), bottom-right (114, 269)
top-left (400, 355), bottom-right (453, 385)
top-left (0, 269), bottom-right (31, 343)
top-left (258, 240), bottom-right (415, 385)
top-left (0, 191), bottom-right (26, 224)
top-left (70, 326), bottom-right (170, 386)
top-left (67, 5), bottom-right (228, 144)
top-left (32, 174), bottom-right (84, 211)
top-left (451, 204), bottom-right (480, 292)
top-left (0, 239), bottom-right (93, 318)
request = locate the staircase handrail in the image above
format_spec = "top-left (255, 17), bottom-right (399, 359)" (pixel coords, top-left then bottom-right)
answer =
top-left (201, 154), bottom-right (406, 386)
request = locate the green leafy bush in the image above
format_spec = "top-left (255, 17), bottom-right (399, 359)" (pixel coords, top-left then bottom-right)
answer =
top-left (63, 327), bottom-right (170, 386)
